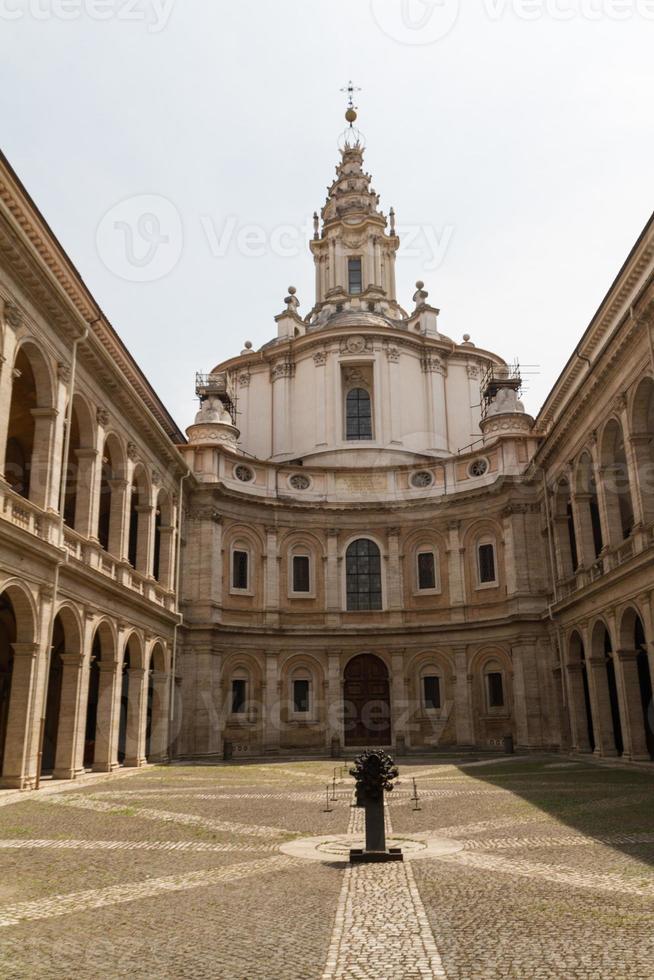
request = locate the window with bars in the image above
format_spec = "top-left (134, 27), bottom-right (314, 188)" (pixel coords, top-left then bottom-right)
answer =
top-left (292, 555), bottom-right (311, 594)
top-left (231, 678), bottom-right (247, 714)
top-left (417, 551), bottom-right (437, 591)
top-left (486, 671), bottom-right (505, 708)
top-left (478, 543), bottom-right (496, 584)
top-left (423, 675), bottom-right (441, 710)
top-left (348, 257), bottom-right (363, 294)
top-left (346, 539), bottom-right (382, 611)
top-left (232, 549), bottom-right (249, 590)
top-left (346, 388), bottom-right (373, 440)
top-left (293, 679), bottom-right (310, 713)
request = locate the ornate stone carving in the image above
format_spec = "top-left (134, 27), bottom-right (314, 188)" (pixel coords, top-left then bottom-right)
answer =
top-left (237, 372), bottom-right (251, 388)
top-left (3, 301), bottom-right (22, 329)
top-left (421, 354), bottom-right (446, 375)
top-left (270, 358), bottom-right (295, 382)
top-left (96, 408), bottom-right (109, 427)
top-left (344, 368), bottom-right (368, 387)
top-left (234, 464), bottom-right (255, 483)
top-left (289, 473), bottom-right (311, 491)
top-left (612, 393), bottom-right (627, 415)
top-left (313, 350), bottom-right (328, 367)
top-left (340, 335), bottom-right (373, 355)
top-left (152, 470), bottom-right (162, 486)
top-left (466, 364), bottom-right (480, 380)
top-left (58, 361), bottom-right (71, 384)
top-left (385, 345), bottom-right (400, 363)
top-left (127, 442), bottom-right (139, 462)
top-left (410, 470), bottom-right (434, 489)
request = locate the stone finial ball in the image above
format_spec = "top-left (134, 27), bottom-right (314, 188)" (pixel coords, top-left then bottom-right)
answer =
top-left (244, 341), bottom-right (253, 350)
top-left (416, 281), bottom-right (425, 290)
top-left (288, 286), bottom-right (297, 295)
top-left (345, 108), bottom-right (358, 123)
top-left (463, 334), bottom-right (471, 342)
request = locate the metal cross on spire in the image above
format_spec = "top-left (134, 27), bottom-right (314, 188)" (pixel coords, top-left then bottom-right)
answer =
top-left (341, 81), bottom-right (362, 125)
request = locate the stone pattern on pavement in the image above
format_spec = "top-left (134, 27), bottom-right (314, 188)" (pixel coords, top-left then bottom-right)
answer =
top-left (0, 755), bottom-right (652, 978)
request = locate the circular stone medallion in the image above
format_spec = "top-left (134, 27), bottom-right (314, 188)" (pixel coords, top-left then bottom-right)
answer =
top-left (279, 833), bottom-right (463, 863)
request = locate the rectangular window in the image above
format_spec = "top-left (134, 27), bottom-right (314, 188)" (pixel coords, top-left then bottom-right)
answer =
top-left (487, 672), bottom-right (504, 708)
top-left (423, 676), bottom-right (441, 710)
top-left (232, 550), bottom-right (249, 590)
top-left (293, 679), bottom-right (310, 713)
top-left (292, 555), bottom-right (311, 593)
top-left (231, 679), bottom-right (246, 714)
top-left (417, 551), bottom-right (436, 591)
top-left (348, 257), bottom-right (363, 294)
top-left (478, 543), bottom-right (496, 584)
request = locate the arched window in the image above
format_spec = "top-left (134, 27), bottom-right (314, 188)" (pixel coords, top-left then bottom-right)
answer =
top-left (420, 666), bottom-right (442, 711)
top-left (231, 669), bottom-right (248, 715)
top-left (346, 388), bottom-right (373, 441)
top-left (415, 547), bottom-right (438, 592)
top-left (483, 659), bottom-right (507, 712)
top-left (477, 538), bottom-right (497, 586)
top-left (346, 539), bottom-right (382, 611)
top-left (231, 544), bottom-right (250, 592)
top-left (290, 667), bottom-right (312, 717)
top-left (289, 549), bottom-right (312, 596)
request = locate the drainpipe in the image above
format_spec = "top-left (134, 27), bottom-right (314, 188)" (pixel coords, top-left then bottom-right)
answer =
top-left (167, 467), bottom-right (191, 762)
top-left (34, 324), bottom-right (88, 789)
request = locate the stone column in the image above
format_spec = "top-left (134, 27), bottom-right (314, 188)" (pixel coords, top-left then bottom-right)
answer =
top-left (264, 527), bottom-right (280, 627)
top-left (386, 527), bottom-right (403, 620)
top-left (453, 645), bottom-right (474, 746)
top-left (29, 407), bottom-right (58, 510)
top-left (93, 661), bottom-right (120, 772)
top-left (422, 355), bottom-right (448, 453)
top-left (0, 319), bottom-right (18, 471)
top-left (193, 646), bottom-right (221, 758)
top-left (385, 347), bottom-right (402, 445)
top-left (572, 492), bottom-right (597, 568)
top-left (565, 663), bottom-right (592, 753)
top-left (586, 656), bottom-right (618, 757)
top-left (512, 640), bottom-right (544, 749)
top-left (73, 448), bottom-right (98, 537)
top-left (614, 650), bottom-right (649, 761)
top-left (53, 653), bottom-right (87, 779)
top-left (325, 528), bottom-right (341, 626)
top-left (313, 351), bottom-right (328, 447)
top-left (263, 652), bottom-right (281, 755)
top-left (271, 359), bottom-right (294, 458)
top-left (0, 642), bottom-right (38, 789)
top-left (108, 478), bottom-right (128, 559)
top-left (148, 670), bottom-right (170, 762)
top-left (446, 521), bottom-right (466, 616)
top-left (616, 400), bottom-right (644, 529)
top-left (588, 435), bottom-right (614, 552)
top-left (390, 650), bottom-right (408, 752)
top-left (326, 650), bottom-right (342, 753)
top-left (124, 667), bottom-right (148, 767)
top-left (135, 504), bottom-right (154, 576)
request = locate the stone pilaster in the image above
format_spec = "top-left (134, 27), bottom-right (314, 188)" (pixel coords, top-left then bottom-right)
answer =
top-left (263, 652), bottom-right (281, 754)
top-left (53, 653), bottom-right (87, 779)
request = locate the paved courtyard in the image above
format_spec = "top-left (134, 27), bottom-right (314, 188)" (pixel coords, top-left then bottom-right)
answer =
top-left (0, 754), bottom-right (653, 979)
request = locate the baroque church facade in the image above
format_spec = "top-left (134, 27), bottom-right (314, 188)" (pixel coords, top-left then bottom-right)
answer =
top-left (1, 119), bottom-right (653, 789)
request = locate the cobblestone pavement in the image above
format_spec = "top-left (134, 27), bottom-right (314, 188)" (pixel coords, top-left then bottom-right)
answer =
top-left (0, 755), bottom-right (652, 978)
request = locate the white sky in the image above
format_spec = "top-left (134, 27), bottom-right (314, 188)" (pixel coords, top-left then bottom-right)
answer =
top-left (1, 0), bottom-right (653, 430)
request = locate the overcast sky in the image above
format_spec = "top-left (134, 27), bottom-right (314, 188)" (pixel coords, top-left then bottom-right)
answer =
top-left (1, 1), bottom-right (653, 430)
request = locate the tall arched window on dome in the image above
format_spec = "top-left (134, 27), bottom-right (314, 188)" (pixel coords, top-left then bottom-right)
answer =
top-left (346, 388), bottom-right (373, 441)
top-left (346, 539), bottom-right (382, 611)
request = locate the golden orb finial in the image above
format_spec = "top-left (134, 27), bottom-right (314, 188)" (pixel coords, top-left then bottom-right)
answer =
top-left (345, 106), bottom-right (357, 124)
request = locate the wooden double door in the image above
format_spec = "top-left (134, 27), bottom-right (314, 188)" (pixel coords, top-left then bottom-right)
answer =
top-left (343, 654), bottom-right (391, 747)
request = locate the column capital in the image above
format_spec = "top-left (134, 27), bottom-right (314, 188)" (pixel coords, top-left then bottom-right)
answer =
top-left (615, 648), bottom-right (639, 663)
top-left (60, 652), bottom-right (84, 667)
